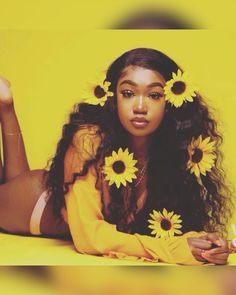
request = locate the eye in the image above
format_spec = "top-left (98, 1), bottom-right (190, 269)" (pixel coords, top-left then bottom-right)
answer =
top-left (120, 90), bottom-right (134, 98)
top-left (149, 92), bottom-right (163, 100)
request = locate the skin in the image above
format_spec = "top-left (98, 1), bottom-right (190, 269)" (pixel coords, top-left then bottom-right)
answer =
top-left (0, 77), bottom-right (29, 181)
top-left (0, 74), bottom-right (231, 263)
top-left (117, 66), bottom-right (166, 138)
top-left (117, 65), bottom-right (166, 161)
top-left (0, 77), bottom-right (69, 236)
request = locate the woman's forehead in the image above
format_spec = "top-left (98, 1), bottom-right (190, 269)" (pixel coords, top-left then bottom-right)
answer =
top-left (118, 65), bottom-right (166, 85)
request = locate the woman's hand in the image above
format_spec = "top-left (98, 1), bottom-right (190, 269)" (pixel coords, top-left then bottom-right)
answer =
top-left (188, 233), bottom-right (229, 265)
top-left (187, 236), bottom-right (212, 262)
top-left (200, 233), bottom-right (229, 265)
top-left (229, 240), bottom-right (236, 253)
top-left (0, 77), bottom-right (13, 105)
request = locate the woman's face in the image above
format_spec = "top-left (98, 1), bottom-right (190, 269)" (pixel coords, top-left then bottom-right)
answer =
top-left (116, 66), bottom-right (166, 137)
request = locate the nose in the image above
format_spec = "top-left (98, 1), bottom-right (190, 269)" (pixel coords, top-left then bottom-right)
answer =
top-left (133, 95), bottom-right (148, 114)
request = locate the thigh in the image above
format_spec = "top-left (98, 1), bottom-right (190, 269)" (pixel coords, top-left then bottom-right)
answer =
top-left (0, 169), bottom-right (70, 237)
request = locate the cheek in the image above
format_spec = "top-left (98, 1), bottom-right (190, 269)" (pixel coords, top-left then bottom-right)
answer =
top-left (150, 104), bottom-right (166, 129)
top-left (117, 97), bottom-right (129, 122)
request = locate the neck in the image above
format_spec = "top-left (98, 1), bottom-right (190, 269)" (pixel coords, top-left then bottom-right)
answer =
top-left (128, 135), bottom-right (151, 161)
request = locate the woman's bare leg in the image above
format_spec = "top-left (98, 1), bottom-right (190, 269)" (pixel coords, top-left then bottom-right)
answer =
top-left (0, 151), bottom-right (3, 184)
top-left (0, 77), bottom-right (69, 237)
top-left (0, 169), bottom-right (70, 237)
top-left (0, 77), bottom-right (29, 182)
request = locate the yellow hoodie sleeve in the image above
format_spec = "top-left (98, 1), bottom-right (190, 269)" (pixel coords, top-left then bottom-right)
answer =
top-left (64, 165), bottom-right (205, 265)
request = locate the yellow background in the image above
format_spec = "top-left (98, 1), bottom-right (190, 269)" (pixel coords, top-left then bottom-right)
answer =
top-left (0, 0), bottom-right (236, 29)
top-left (0, 30), bottom-right (235, 230)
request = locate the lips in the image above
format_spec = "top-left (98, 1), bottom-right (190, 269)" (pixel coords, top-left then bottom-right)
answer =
top-left (131, 117), bottom-right (148, 123)
top-left (131, 117), bottom-right (149, 128)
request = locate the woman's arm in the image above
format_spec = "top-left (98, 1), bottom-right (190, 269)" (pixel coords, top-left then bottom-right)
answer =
top-left (64, 165), bottom-right (206, 265)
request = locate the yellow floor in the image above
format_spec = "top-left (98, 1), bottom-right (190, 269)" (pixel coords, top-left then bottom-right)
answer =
top-left (0, 233), bottom-right (161, 265)
top-left (1, 233), bottom-right (235, 265)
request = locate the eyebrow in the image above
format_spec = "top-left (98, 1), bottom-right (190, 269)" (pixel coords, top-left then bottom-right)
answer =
top-left (119, 80), bottom-right (164, 88)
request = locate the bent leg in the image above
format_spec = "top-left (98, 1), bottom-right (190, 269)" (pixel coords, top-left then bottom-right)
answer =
top-left (0, 103), bottom-right (29, 182)
top-left (0, 77), bottom-right (29, 182)
top-left (0, 150), bottom-right (3, 184)
top-left (0, 169), bottom-right (70, 237)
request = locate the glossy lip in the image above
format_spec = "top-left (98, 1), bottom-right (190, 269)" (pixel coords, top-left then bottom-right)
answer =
top-left (131, 117), bottom-right (149, 128)
top-left (131, 117), bottom-right (149, 123)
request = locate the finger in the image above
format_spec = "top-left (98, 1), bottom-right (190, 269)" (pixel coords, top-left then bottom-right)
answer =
top-left (198, 234), bottom-right (209, 240)
top-left (207, 258), bottom-right (228, 265)
top-left (206, 233), bottom-right (221, 244)
top-left (202, 252), bottom-right (229, 265)
top-left (202, 250), bottom-right (226, 258)
top-left (199, 235), bottom-right (219, 249)
top-left (204, 247), bottom-right (229, 255)
top-left (204, 238), bottom-right (229, 254)
top-left (204, 233), bottom-right (223, 247)
top-left (192, 248), bottom-right (210, 262)
top-left (194, 255), bottom-right (208, 263)
top-left (191, 248), bottom-right (207, 262)
top-left (229, 244), bottom-right (236, 253)
top-left (192, 247), bottom-right (204, 257)
top-left (191, 239), bottom-right (212, 250)
top-left (208, 239), bottom-right (229, 254)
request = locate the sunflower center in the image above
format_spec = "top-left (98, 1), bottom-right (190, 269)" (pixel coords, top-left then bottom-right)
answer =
top-left (94, 85), bottom-right (106, 98)
top-left (112, 160), bottom-right (126, 174)
top-left (160, 218), bottom-right (172, 231)
top-left (171, 81), bottom-right (186, 95)
top-left (192, 148), bottom-right (203, 163)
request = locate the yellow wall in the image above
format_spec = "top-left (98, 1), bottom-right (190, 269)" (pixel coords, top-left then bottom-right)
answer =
top-left (0, 30), bottom-right (235, 231)
top-left (0, 0), bottom-right (235, 29)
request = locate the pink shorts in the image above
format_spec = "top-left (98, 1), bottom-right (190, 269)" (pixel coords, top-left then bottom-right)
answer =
top-left (29, 190), bottom-right (48, 235)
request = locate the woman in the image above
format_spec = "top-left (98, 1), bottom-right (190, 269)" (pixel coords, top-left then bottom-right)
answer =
top-left (0, 48), bottom-right (233, 264)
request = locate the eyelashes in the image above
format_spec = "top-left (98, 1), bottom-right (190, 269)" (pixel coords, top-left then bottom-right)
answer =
top-left (120, 90), bottom-right (134, 98)
top-left (149, 93), bottom-right (163, 100)
top-left (120, 90), bottom-right (163, 100)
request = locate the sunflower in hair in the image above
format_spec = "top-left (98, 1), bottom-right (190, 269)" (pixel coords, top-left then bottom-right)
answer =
top-left (164, 69), bottom-right (197, 108)
top-left (187, 135), bottom-right (216, 178)
top-left (102, 148), bottom-right (138, 188)
top-left (82, 73), bottom-right (113, 106)
top-left (148, 209), bottom-right (182, 238)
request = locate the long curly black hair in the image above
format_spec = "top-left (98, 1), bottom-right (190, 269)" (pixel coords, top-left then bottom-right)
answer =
top-left (46, 48), bottom-right (233, 237)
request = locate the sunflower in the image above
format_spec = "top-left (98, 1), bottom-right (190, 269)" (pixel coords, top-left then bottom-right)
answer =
top-left (148, 208), bottom-right (182, 238)
top-left (82, 73), bottom-right (113, 106)
top-left (102, 148), bottom-right (138, 188)
top-left (164, 69), bottom-right (197, 108)
top-left (187, 135), bottom-right (216, 178)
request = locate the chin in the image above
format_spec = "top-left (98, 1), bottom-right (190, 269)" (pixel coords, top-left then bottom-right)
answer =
top-left (128, 128), bottom-right (151, 137)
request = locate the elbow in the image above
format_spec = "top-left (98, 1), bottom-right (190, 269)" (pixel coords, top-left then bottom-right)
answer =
top-left (71, 221), bottom-right (115, 255)
top-left (73, 239), bottom-right (105, 256)
top-left (74, 245), bottom-right (101, 256)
